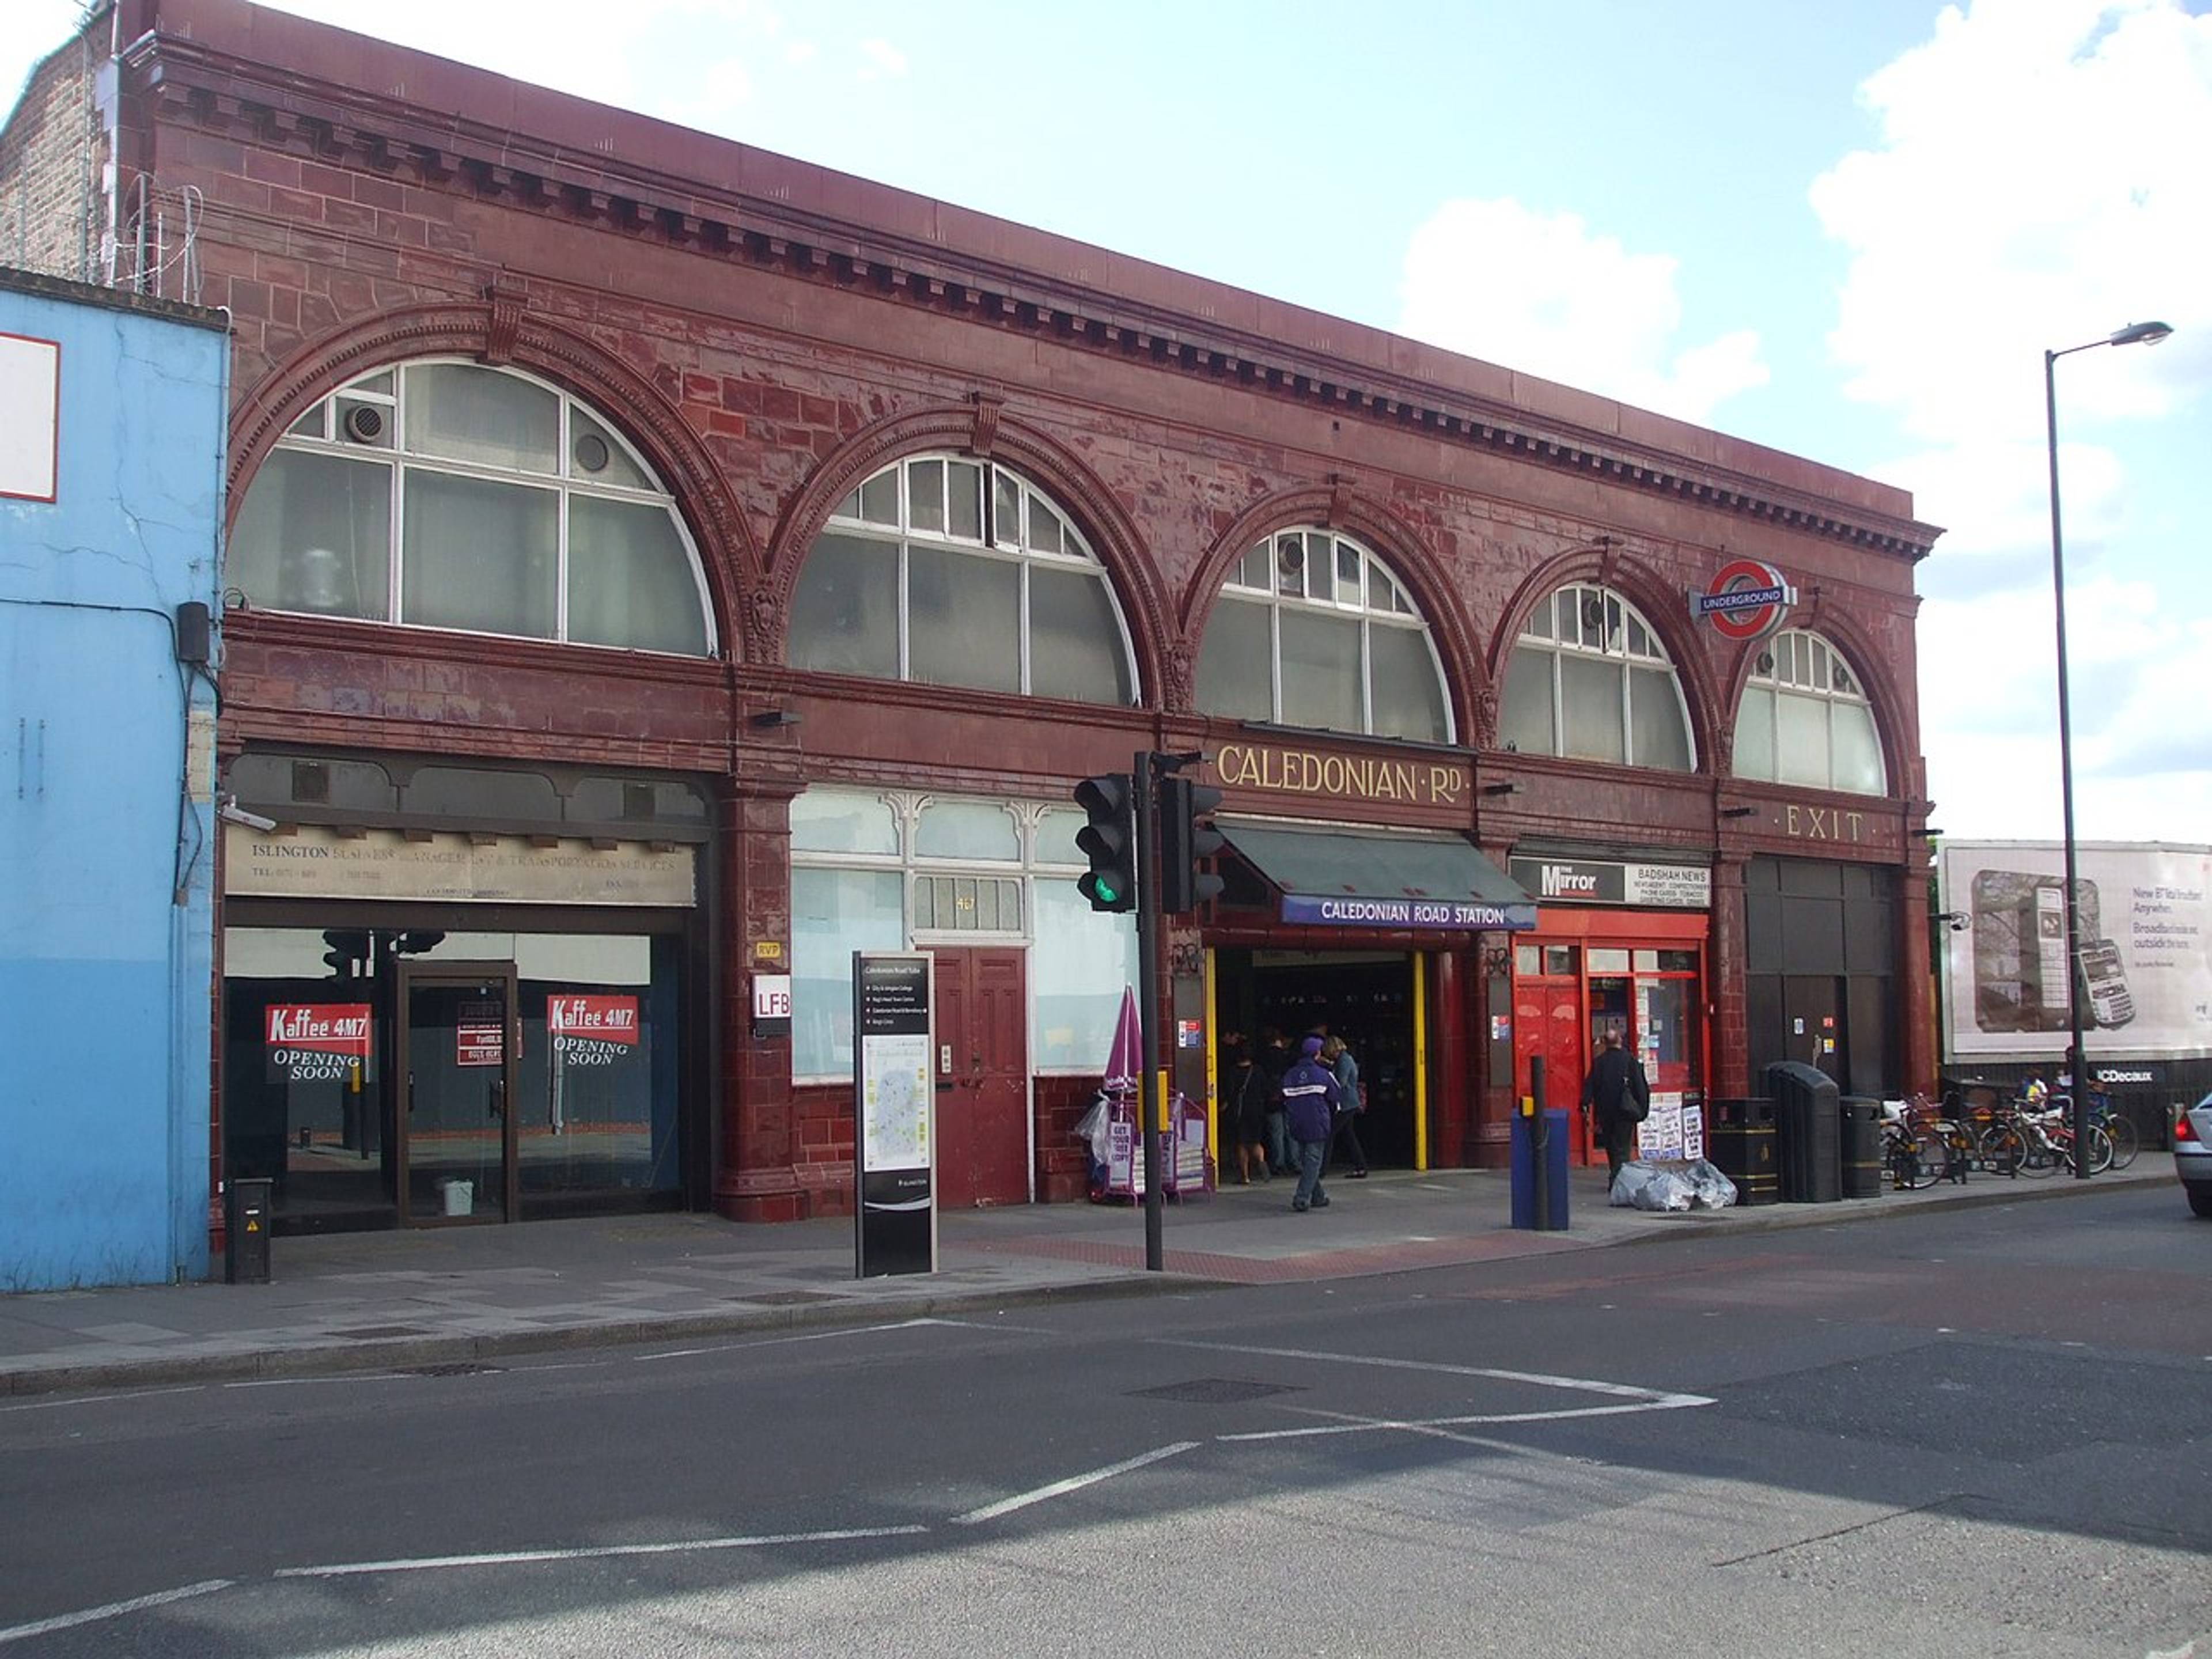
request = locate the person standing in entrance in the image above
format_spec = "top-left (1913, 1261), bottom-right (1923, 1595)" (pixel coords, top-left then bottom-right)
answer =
top-left (1257, 1027), bottom-right (1296, 1176)
top-left (1319, 1034), bottom-right (1368, 1179)
top-left (1581, 1032), bottom-right (1649, 1184)
top-left (1222, 1034), bottom-right (1277, 1184)
top-left (1282, 1035), bottom-right (1343, 1213)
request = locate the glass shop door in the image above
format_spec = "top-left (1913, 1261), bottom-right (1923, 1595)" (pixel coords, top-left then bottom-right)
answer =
top-left (396, 962), bottom-right (519, 1224)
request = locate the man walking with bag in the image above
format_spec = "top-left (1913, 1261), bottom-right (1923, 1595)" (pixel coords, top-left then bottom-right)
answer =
top-left (1581, 1031), bottom-right (1649, 1185)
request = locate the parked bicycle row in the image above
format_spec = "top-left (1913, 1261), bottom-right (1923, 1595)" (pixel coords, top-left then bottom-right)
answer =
top-left (1880, 1081), bottom-right (2140, 1190)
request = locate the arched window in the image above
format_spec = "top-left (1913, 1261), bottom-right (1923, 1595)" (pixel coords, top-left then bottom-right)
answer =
top-left (1735, 630), bottom-right (1887, 794)
top-left (229, 361), bottom-right (714, 656)
top-left (789, 455), bottom-right (1134, 704)
top-left (1497, 584), bottom-right (1694, 770)
top-left (1195, 529), bottom-right (1450, 743)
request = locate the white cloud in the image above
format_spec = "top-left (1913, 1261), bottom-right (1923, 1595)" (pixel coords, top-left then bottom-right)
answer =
top-left (857, 38), bottom-right (908, 81)
top-left (1813, 1), bottom-right (2212, 840)
top-left (1396, 198), bottom-right (1768, 426)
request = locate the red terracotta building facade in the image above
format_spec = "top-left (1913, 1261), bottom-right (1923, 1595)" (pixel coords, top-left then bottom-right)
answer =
top-left (3, 0), bottom-right (1942, 1240)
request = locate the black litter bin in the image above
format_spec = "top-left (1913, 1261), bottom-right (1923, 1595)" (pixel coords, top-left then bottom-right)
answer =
top-left (1838, 1097), bottom-right (1884, 1198)
top-left (1765, 1062), bottom-right (1840, 1203)
top-left (1707, 1097), bottom-right (1777, 1205)
top-left (225, 1177), bottom-right (273, 1284)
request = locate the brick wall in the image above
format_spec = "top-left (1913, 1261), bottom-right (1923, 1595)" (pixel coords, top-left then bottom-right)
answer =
top-left (0, 37), bottom-right (100, 283)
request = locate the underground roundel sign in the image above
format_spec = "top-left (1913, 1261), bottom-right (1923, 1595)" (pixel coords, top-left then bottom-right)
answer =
top-left (1691, 558), bottom-right (1797, 642)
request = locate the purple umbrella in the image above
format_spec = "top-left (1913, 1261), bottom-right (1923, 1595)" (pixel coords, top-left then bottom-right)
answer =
top-left (1103, 984), bottom-right (1141, 1097)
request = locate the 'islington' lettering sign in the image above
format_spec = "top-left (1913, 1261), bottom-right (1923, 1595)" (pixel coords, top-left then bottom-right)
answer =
top-left (1281, 894), bottom-right (1536, 931)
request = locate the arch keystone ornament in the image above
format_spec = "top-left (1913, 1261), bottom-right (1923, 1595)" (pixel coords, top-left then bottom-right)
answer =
top-left (1691, 557), bottom-right (1797, 643)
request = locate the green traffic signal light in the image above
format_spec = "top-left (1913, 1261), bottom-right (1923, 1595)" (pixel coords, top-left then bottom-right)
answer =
top-left (1073, 772), bottom-right (1138, 914)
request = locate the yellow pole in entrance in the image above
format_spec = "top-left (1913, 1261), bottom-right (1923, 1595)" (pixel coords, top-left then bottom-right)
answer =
top-left (1413, 955), bottom-right (1429, 1172)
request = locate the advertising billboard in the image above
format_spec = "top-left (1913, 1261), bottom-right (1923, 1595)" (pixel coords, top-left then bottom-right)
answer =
top-left (1938, 840), bottom-right (2212, 1062)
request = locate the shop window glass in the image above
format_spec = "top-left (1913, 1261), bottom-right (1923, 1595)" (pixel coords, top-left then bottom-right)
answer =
top-left (1832, 703), bottom-right (1885, 795)
top-left (908, 543), bottom-right (1021, 693)
top-left (1031, 880), bottom-right (1140, 1070)
top-left (404, 362), bottom-right (560, 474)
top-left (228, 450), bottom-right (392, 620)
top-left (1034, 807), bottom-right (1086, 866)
top-left (233, 361), bottom-right (712, 655)
top-left (1196, 528), bottom-right (1453, 743)
top-left (795, 456), bottom-right (1132, 704)
top-left (1588, 948), bottom-right (1631, 973)
top-left (914, 874), bottom-right (1021, 933)
top-left (1559, 653), bottom-right (1626, 763)
top-left (568, 496), bottom-right (709, 656)
top-left (791, 790), bottom-right (899, 855)
top-left (1542, 945), bottom-right (1578, 974)
top-left (402, 471), bottom-right (558, 638)
top-left (1499, 584), bottom-right (1694, 771)
top-left (792, 868), bottom-right (906, 1078)
top-left (1194, 599), bottom-right (1274, 721)
top-left (1368, 624), bottom-right (1450, 745)
top-left (1030, 566), bottom-right (1134, 704)
top-left (789, 532), bottom-right (900, 677)
top-left (1735, 630), bottom-right (1887, 795)
top-left (915, 800), bottom-right (1019, 861)
top-left (1279, 608), bottom-right (1364, 734)
top-left (1514, 944), bottom-right (1541, 975)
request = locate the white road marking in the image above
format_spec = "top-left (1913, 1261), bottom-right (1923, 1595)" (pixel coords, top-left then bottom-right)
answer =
top-left (0, 1580), bottom-right (232, 1645)
top-left (0, 1385), bottom-right (204, 1415)
top-left (634, 1317), bottom-right (965, 1363)
top-left (1157, 1338), bottom-right (1716, 1410)
top-left (274, 1525), bottom-right (931, 1578)
top-left (222, 1374), bottom-right (410, 1389)
top-left (951, 1441), bottom-right (1202, 1526)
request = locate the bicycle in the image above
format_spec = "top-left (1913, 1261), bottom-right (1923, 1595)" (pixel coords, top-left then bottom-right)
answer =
top-left (2086, 1088), bottom-right (2139, 1169)
top-left (1880, 1096), bottom-right (1950, 1190)
top-left (2026, 1103), bottom-right (2112, 1175)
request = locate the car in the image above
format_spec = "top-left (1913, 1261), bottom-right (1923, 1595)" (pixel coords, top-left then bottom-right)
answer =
top-left (2177, 1093), bottom-right (2212, 1218)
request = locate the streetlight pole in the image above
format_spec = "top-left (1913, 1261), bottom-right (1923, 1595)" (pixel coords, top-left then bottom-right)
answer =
top-left (2043, 319), bottom-right (2172, 1177)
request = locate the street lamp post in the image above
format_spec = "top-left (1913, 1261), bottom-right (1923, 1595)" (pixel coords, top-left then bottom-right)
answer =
top-left (2043, 319), bottom-right (2172, 1177)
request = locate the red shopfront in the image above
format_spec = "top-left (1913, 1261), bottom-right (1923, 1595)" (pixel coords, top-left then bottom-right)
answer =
top-left (1507, 856), bottom-right (1713, 1166)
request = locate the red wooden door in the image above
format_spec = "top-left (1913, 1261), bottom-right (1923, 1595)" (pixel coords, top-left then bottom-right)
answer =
top-left (1514, 975), bottom-right (1591, 1164)
top-left (932, 948), bottom-right (1029, 1207)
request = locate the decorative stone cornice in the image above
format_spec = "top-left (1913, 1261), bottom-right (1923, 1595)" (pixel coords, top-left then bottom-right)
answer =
top-left (136, 35), bottom-right (1942, 562)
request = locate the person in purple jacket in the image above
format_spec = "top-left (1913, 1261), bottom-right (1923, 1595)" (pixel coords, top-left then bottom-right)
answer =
top-left (1281, 1035), bottom-right (1344, 1213)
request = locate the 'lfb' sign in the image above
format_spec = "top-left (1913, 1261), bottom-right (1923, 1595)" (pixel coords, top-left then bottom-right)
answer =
top-left (1690, 558), bottom-right (1797, 642)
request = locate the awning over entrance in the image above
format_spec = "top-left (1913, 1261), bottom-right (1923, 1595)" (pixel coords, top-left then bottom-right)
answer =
top-left (1220, 821), bottom-right (1537, 931)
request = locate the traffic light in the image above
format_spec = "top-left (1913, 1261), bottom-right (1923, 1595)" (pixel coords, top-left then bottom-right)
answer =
top-left (1158, 775), bottom-right (1225, 914)
top-left (321, 929), bottom-right (370, 977)
top-left (1073, 772), bottom-right (1138, 912)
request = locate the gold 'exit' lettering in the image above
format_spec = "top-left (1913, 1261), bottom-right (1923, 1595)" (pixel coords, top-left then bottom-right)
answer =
top-left (1783, 805), bottom-right (1866, 843)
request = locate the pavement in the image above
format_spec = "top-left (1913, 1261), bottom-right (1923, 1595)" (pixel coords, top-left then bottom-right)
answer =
top-left (0, 1158), bottom-right (2175, 1398)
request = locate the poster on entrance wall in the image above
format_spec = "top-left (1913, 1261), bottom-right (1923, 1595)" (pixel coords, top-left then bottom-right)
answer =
top-left (265, 1003), bottom-right (371, 1084)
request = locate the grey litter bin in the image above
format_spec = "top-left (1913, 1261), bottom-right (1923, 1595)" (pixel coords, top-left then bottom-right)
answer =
top-left (1765, 1062), bottom-right (1840, 1203)
top-left (225, 1177), bottom-right (273, 1284)
top-left (1839, 1097), bottom-right (1884, 1198)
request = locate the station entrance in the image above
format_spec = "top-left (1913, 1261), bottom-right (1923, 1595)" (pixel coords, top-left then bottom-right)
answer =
top-left (1211, 948), bottom-right (1422, 1167)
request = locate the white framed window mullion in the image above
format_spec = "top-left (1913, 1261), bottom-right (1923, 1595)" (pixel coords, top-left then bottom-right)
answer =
top-left (1358, 616), bottom-right (1374, 734)
top-left (387, 459), bottom-right (406, 623)
top-left (1017, 559), bottom-right (1033, 695)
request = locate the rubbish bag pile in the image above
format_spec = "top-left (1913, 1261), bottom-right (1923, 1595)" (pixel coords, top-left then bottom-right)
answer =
top-left (1608, 1158), bottom-right (1740, 1212)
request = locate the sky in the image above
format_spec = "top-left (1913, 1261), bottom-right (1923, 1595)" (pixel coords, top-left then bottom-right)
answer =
top-left (6, 0), bottom-right (2207, 846)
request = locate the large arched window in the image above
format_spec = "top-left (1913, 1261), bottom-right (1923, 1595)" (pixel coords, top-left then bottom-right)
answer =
top-left (1497, 584), bottom-right (1694, 770)
top-left (1195, 529), bottom-right (1450, 743)
top-left (229, 361), bottom-right (714, 656)
top-left (789, 454), bottom-right (1134, 704)
top-left (1734, 630), bottom-right (1887, 794)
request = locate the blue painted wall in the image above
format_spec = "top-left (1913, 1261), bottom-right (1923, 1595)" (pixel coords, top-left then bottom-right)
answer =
top-left (0, 270), bottom-right (228, 1289)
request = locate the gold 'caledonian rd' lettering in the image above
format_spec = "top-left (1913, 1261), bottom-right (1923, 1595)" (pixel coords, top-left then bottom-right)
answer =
top-left (1214, 743), bottom-right (1468, 808)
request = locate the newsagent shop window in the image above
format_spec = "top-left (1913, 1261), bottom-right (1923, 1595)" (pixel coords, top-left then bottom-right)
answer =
top-left (789, 789), bottom-right (1137, 1081)
top-left (789, 456), bottom-right (1136, 704)
top-left (229, 362), bottom-right (715, 656)
top-left (1497, 584), bottom-right (1694, 771)
top-left (1195, 529), bottom-right (1452, 743)
top-left (1735, 630), bottom-right (1887, 794)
